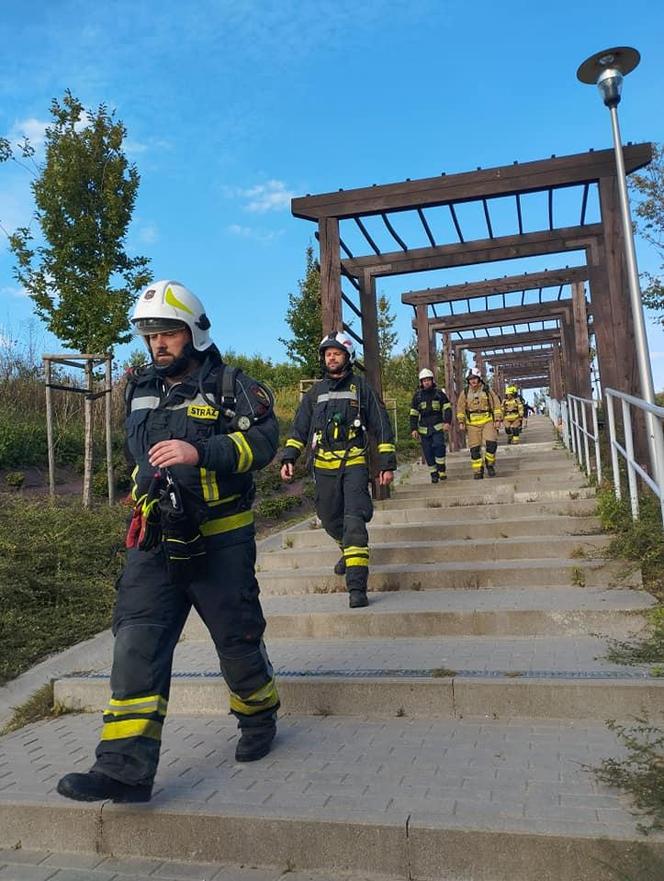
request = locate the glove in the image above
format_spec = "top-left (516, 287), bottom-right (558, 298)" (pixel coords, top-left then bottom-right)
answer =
top-left (159, 472), bottom-right (207, 582)
top-left (126, 474), bottom-right (163, 550)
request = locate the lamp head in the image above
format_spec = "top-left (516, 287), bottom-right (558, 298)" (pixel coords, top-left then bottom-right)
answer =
top-left (577, 47), bottom-right (640, 108)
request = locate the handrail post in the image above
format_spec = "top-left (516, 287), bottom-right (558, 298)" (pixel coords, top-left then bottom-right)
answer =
top-left (581, 401), bottom-right (591, 477)
top-left (606, 393), bottom-right (621, 500)
top-left (592, 400), bottom-right (602, 485)
top-left (621, 399), bottom-right (639, 520)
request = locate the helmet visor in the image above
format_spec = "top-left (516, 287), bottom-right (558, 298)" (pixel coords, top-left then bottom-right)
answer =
top-left (133, 317), bottom-right (187, 336)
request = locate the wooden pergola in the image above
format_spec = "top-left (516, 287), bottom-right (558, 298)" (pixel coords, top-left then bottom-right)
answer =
top-left (292, 144), bottom-right (651, 407)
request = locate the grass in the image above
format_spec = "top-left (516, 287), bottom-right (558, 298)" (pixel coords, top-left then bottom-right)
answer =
top-left (570, 566), bottom-right (587, 588)
top-left (0, 498), bottom-right (127, 685)
top-left (0, 682), bottom-right (76, 735)
top-left (605, 608), bottom-right (664, 667)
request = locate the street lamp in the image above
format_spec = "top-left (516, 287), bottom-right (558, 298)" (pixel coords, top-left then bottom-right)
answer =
top-left (577, 47), bottom-right (664, 484)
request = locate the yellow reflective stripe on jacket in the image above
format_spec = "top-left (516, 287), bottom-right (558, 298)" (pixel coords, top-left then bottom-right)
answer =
top-left (229, 678), bottom-right (280, 716)
top-left (105, 696), bottom-right (168, 717)
top-left (200, 509), bottom-right (254, 536)
top-left (443, 402), bottom-right (452, 410)
top-left (409, 408), bottom-right (419, 417)
top-left (433, 423), bottom-right (444, 431)
top-left (377, 442), bottom-right (395, 453)
top-left (208, 493), bottom-right (242, 508)
top-left (100, 718), bottom-right (163, 741)
top-left (229, 432), bottom-right (253, 473)
top-left (286, 438), bottom-right (305, 451)
top-left (468, 412), bottom-right (493, 425)
top-left (314, 447), bottom-right (366, 469)
top-left (199, 467), bottom-right (220, 502)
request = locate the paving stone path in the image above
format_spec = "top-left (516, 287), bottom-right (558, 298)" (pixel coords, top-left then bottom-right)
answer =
top-left (2, 416), bottom-right (664, 880)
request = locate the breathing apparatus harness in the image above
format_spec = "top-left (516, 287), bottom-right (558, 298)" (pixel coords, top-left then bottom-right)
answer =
top-left (317, 361), bottom-right (369, 466)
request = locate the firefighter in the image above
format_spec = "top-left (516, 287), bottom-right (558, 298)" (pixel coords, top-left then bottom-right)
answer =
top-left (409, 368), bottom-right (452, 483)
top-left (502, 385), bottom-right (525, 444)
top-left (456, 367), bottom-right (503, 478)
top-left (280, 333), bottom-right (396, 608)
top-left (57, 280), bottom-right (280, 804)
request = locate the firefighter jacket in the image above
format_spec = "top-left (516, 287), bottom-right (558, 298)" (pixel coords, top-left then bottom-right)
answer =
top-left (409, 386), bottom-right (452, 436)
top-left (502, 396), bottom-right (525, 423)
top-left (456, 384), bottom-right (503, 427)
top-left (281, 371), bottom-right (397, 472)
top-left (124, 355), bottom-right (278, 541)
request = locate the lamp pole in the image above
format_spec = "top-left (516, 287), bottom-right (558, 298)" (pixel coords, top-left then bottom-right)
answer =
top-left (577, 47), bottom-right (664, 485)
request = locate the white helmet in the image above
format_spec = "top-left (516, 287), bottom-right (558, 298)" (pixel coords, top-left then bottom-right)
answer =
top-left (132, 280), bottom-right (212, 352)
top-left (319, 331), bottom-right (356, 365)
top-left (418, 368), bottom-right (434, 381)
top-left (466, 366), bottom-right (483, 380)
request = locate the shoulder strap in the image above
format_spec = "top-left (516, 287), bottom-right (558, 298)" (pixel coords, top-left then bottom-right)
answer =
top-left (216, 363), bottom-right (239, 414)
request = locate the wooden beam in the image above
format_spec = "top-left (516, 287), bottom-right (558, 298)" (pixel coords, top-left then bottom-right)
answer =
top-left (319, 217), bottom-right (342, 333)
top-left (358, 271), bottom-right (388, 501)
top-left (292, 144), bottom-right (652, 220)
top-left (343, 225), bottom-right (602, 278)
top-left (416, 305), bottom-right (431, 371)
top-left (428, 301), bottom-right (573, 332)
top-left (572, 281), bottom-right (592, 398)
top-left (454, 329), bottom-right (562, 350)
top-left (402, 267), bottom-right (590, 307)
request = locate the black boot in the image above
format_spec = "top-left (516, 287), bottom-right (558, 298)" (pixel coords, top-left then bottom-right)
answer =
top-left (486, 464), bottom-right (496, 477)
top-left (57, 770), bottom-right (152, 803)
top-left (473, 470), bottom-right (484, 480)
top-left (235, 723), bottom-right (276, 762)
top-left (438, 470), bottom-right (447, 481)
top-left (334, 557), bottom-right (346, 576)
top-left (349, 589), bottom-right (369, 608)
top-left (430, 472), bottom-right (439, 484)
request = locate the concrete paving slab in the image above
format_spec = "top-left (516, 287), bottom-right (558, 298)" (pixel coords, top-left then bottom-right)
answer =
top-left (1, 714), bottom-right (662, 880)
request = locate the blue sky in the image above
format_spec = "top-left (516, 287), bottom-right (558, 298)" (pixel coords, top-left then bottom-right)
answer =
top-left (1, 0), bottom-right (663, 391)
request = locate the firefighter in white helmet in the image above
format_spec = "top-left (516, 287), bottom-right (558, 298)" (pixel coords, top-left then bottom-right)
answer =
top-left (280, 332), bottom-right (396, 608)
top-left (409, 368), bottom-right (452, 483)
top-left (57, 280), bottom-right (280, 805)
top-left (456, 367), bottom-right (503, 478)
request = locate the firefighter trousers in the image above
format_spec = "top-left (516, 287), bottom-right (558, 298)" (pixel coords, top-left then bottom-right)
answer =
top-left (314, 464), bottom-right (373, 592)
top-left (420, 430), bottom-right (447, 476)
top-left (466, 421), bottom-right (498, 473)
top-left (92, 536), bottom-right (279, 786)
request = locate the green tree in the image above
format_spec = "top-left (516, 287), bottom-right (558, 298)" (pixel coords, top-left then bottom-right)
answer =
top-left (279, 244), bottom-right (322, 377)
top-left (377, 293), bottom-right (398, 380)
top-left (386, 335), bottom-right (419, 391)
top-left (7, 91), bottom-right (151, 352)
top-left (630, 143), bottom-right (664, 322)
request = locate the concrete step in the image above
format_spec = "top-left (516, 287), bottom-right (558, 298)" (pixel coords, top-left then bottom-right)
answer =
top-left (3, 714), bottom-right (663, 881)
top-left (380, 486), bottom-right (596, 510)
top-left (371, 497), bottom-right (598, 524)
top-left (53, 633), bottom-right (662, 722)
top-left (255, 558), bottom-right (640, 596)
top-left (259, 535), bottom-right (611, 571)
top-left (391, 476), bottom-right (588, 499)
top-left (282, 515), bottom-right (603, 548)
top-left (182, 587), bottom-right (654, 640)
top-left (406, 458), bottom-right (578, 477)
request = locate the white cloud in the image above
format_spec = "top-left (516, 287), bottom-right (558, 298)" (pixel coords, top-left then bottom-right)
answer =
top-left (0, 285), bottom-right (29, 299)
top-left (137, 223), bottom-right (159, 245)
top-left (8, 117), bottom-right (49, 153)
top-left (226, 224), bottom-right (283, 243)
top-left (226, 179), bottom-right (295, 214)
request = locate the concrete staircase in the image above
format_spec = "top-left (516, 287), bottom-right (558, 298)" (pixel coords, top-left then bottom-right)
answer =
top-left (2, 416), bottom-right (664, 881)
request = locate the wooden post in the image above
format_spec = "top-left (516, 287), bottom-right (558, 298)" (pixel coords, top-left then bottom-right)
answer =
top-left (44, 357), bottom-right (56, 499)
top-left (429, 328), bottom-right (438, 378)
top-left (560, 314), bottom-right (576, 396)
top-left (359, 271), bottom-right (388, 501)
top-left (415, 305), bottom-right (431, 371)
top-left (443, 333), bottom-right (460, 452)
top-left (83, 358), bottom-right (94, 509)
top-left (105, 354), bottom-right (114, 506)
top-left (572, 282), bottom-right (592, 399)
top-left (319, 217), bottom-right (342, 334)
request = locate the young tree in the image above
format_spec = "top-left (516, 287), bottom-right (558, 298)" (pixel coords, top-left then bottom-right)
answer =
top-left (279, 244), bottom-right (322, 377)
top-left (630, 143), bottom-right (664, 322)
top-left (6, 91), bottom-right (152, 505)
top-left (9, 91), bottom-right (152, 352)
top-left (377, 293), bottom-right (398, 380)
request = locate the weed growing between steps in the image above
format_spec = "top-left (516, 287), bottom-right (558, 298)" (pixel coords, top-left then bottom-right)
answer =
top-left (0, 682), bottom-right (75, 735)
top-left (593, 718), bottom-right (664, 835)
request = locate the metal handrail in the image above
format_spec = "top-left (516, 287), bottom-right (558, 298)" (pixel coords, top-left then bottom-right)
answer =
top-left (567, 393), bottom-right (602, 484)
top-left (605, 388), bottom-right (664, 523)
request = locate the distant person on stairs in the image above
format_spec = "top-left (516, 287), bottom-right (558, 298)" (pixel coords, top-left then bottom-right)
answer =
top-left (456, 368), bottom-right (503, 479)
top-left (57, 280), bottom-right (280, 806)
top-left (280, 332), bottom-right (396, 609)
top-left (502, 385), bottom-right (525, 445)
top-left (409, 368), bottom-right (452, 483)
